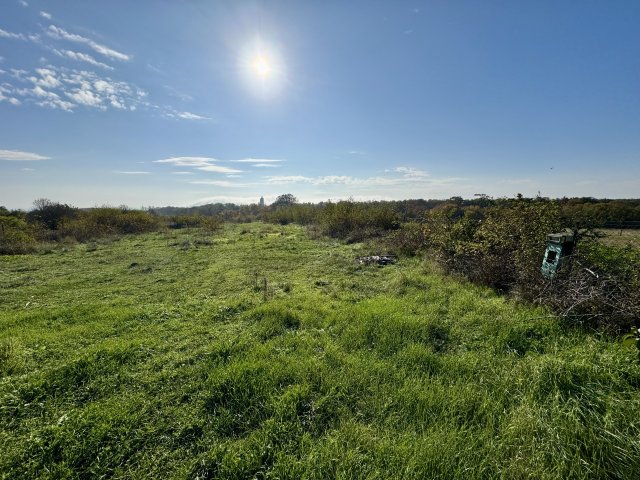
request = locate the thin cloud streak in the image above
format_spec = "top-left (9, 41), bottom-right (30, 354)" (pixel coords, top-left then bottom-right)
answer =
top-left (197, 165), bottom-right (242, 174)
top-left (0, 28), bottom-right (27, 40)
top-left (0, 149), bottom-right (50, 161)
top-left (154, 157), bottom-right (215, 167)
top-left (189, 180), bottom-right (244, 187)
top-left (177, 111), bottom-right (209, 120)
top-left (163, 110), bottom-right (211, 120)
top-left (231, 158), bottom-right (284, 163)
top-left (46, 25), bottom-right (131, 62)
top-left (154, 156), bottom-right (243, 174)
top-left (53, 49), bottom-right (113, 70)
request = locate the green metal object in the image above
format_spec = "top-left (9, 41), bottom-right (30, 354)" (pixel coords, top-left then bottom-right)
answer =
top-left (541, 232), bottom-right (575, 279)
top-left (621, 328), bottom-right (640, 359)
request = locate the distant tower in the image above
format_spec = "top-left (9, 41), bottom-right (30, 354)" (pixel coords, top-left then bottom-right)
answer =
top-left (259, 196), bottom-right (265, 207)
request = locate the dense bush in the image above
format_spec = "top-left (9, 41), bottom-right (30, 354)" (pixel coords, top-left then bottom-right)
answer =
top-left (0, 216), bottom-right (38, 254)
top-left (384, 222), bottom-right (427, 256)
top-left (59, 208), bottom-right (162, 241)
top-left (541, 243), bottom-right (640, 332)
top-left (423, 199), bottom-right (560, 290)
top-left (422, 198), bottom-right (640, 332)
top-left (168, 214), bottom-right (223, 232)
top-left (319, 200), bottom-right (398, 242)
top-left (264, 204), bottom-right (319, 226)
top-left (26, 198), bottom-right (78, 230)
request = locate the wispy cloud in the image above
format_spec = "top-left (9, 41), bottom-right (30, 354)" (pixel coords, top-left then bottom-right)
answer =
top-left (348, 150), bottom-right (366, 155)
top-left (30, 83), bottom-right (75, 111)
top-left (251, 163), bottom-right (281, 168)
top-left (393, 166), bottom-right (429, 178)
top-left (0, 28), bottom-right (27, 41)
top-left (197, 165), bottom-right (242, 174)
top-left (1, 22), bottom-right (196, 119)
top-left (113, 171), bottom-right (150, 174)
top-left (0, 149), bottom-right (50, 161)
top-left (164, 111), bottom-right (210, 120)
top-left (231, 158), bottom-right (284, 163)
top-left (171, 171), bottom-right (194, 175)
top-left (228, 158), bottom-right (284, 168)
top-left (39, 11), bottom-right (52, 20)
top-left (178, 111), bottom-right (209, 120)
top-left (53, 49), bottom-right (113, 70)
top-left (154, 156), bottom-right (242, 174)
top-left (46, 25), bottom-right (131, 62)
top-left (190, 180), bottom-right (243, 187)
top-left (163, 84), bottom-right (193, 102)
top-left (265, 171), bottom-right (459, 187)
top-left (19, 0), bottom-right (29, 7)
top-left (0, 85), bottom-right (21, 105)
top-left (67, 87), bottom-right (102, 107)
top-left (154, 156), bottom-right (217, 167)
top-left (5, 65), bottom-right (148, 111)
top-left (32, 67), bottom-right (61, 88)
top-left (194, 195), bottom-right (262, 206)
top-left (265, 175), bottom-right (314, 184)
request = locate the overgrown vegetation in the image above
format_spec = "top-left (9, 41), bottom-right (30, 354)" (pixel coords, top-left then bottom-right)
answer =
top-left (421, 198), bottom-right (640, 333)
top-left (0, 200), bottom-right (223, 253)
top-left (1, 223), bottom-right (639, 478)
top-left (3, 195), bottom-right (639, 333)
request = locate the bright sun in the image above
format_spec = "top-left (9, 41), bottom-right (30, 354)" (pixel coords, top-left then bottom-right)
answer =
top-left (239, 37), bottom-right (285, 98)
top-left (251, 55), bottom-right (272, 79)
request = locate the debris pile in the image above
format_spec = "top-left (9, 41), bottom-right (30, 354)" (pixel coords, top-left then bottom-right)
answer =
top-left (357, 255), bottom-right (397, 266)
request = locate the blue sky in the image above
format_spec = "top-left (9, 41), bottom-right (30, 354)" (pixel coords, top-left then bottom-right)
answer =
top-left (1, 0), bottom-right (639, 209)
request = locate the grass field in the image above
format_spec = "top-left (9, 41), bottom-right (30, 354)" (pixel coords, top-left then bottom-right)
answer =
top-left (599, 228), bottom-right (640, 249)
top-left (1, 223), bottom-right (639, 479)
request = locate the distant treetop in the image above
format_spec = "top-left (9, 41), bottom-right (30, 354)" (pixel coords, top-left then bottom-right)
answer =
top-left (272, 193), bottom-right (298, 207)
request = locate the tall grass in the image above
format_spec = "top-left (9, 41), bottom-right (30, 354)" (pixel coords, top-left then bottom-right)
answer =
top-left (1, 224), bottom-right (638, 478)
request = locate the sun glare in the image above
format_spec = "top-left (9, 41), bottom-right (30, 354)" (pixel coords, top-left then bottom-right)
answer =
top-left (251, 55), bottom-right (272, 79)
top-left (239, 38), bottom-right (285, 98)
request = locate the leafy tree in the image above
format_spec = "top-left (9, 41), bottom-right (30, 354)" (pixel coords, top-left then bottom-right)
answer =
top-left (272, 194), bottom-right (298, 207)
top-left (27, 198), bottom-right (77, 230)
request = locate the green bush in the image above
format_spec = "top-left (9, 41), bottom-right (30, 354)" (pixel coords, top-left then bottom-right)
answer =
top-left (423, 199), bottom-right (560, 291)
top-left (60, 208), bottom-right (162, 241)
top-left (26, 198), bottom-right (78, 231)
top-left (384, 222), bottom-right (426, 256)
top-left (0, 216), bottom-right (38, 254)
top-left (168, 214), bottom-right (223, 232)
top-left (319, 200), bottom-right (398, 241)
top-left (264, 204), bottom-right (319, 226)
top-left (422, 197), bottom-right (640, 331)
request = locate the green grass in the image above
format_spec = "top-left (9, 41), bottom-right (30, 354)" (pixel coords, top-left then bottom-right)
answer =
top-left (1, 223), bottom-right (639, 479)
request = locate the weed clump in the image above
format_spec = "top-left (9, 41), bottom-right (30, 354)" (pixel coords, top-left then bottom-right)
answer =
top-left (0, 338), bottom-right (24, 376)
top-left (249, 305), bottom-right (301, 340)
